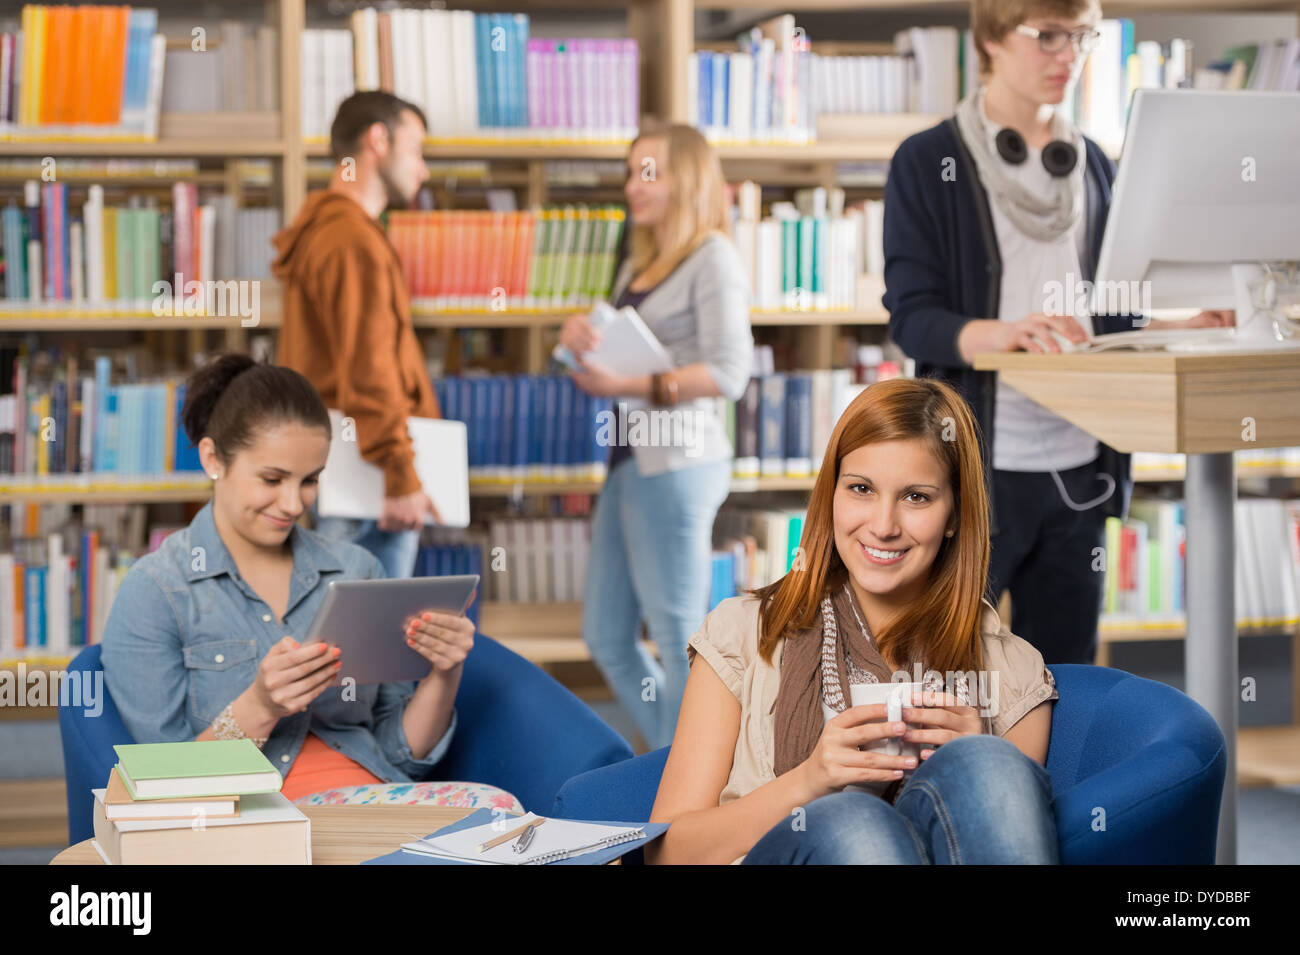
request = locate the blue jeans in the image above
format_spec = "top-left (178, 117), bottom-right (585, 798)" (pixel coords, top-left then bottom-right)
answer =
top-left (312, 512), bottom-right (420, 580)
top-left (743, 735), bottom-right (1060, 864)
top-left (582, 457), bottom-right (733, 750)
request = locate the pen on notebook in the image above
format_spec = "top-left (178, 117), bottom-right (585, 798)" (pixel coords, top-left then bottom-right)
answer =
top-left (512, 823), bottom-right (538, 854)
top-left (477, 816), bottom-right (546, 853)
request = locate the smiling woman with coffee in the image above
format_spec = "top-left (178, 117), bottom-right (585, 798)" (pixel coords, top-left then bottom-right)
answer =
top-left (645, 377), bottom-right (1060, 864)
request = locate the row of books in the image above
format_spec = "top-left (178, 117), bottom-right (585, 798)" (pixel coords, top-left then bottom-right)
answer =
top-left (309, 9), bottom-right (640, 143)
top-left (1, 5), bottom-right (165, 140)
top-left (1192, 38), bottom-right (1300, 91)
top-left (0, 158), bottom-right (201, 180)
top-left (480, 518), bottom-right (592, 604)
top-left (433, 373), bottom-right (614, 483)
top-left (688, 13), bottom-right (813, 145)
top-left (688, 23), bottom-right (964, 144)
top-left (0, 182), bottom-right (278, 309)
top-left (387, 205), bottom-right (624, 311)
top-left (0, 349), bottom-right (204, 479)
top-left (732, 183), bottom-right (884, 311)
top-left (711, 505), bottom-right (807, 609)
top-left (161, 21), bottom-right (279, 113)
top-left (1102, 497), bottom-right (1300, 630)
top-left (93, 744), bottom-right (309, 865)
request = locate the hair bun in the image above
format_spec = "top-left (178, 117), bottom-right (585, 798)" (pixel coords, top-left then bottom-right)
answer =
top-left (180, 353), bottom-right (258, 446)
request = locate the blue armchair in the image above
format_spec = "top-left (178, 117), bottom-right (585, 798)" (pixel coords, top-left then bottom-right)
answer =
top-left (551, 664), bottom-right (1228, 864)
top-left (58, 635), bottom-right (632, 845)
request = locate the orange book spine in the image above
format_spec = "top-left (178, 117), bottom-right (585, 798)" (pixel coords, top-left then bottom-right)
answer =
top-left (510, 213), bottom-right (535, 307)
top-left (428, 213), bottom-right (443, 306)
top-left (103, 7), bottom-right (130, 125)
top-left (13, 561), bottom-right (25, 652)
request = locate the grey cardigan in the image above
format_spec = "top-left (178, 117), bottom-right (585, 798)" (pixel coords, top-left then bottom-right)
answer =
top-left (608, 234), bottom-right (754, 475)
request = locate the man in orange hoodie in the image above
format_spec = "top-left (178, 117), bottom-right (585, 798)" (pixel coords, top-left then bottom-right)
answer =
top-left (273, 91), bottom-right (439, 578)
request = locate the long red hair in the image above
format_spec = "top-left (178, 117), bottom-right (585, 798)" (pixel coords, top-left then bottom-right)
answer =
top-left (755, 377), bottom-right (990, 676)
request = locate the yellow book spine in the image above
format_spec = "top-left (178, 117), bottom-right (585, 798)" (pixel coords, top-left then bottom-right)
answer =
top-left (103, 208), bottom-right (117, 301)
top-left (37, 394), bottom-right (50, 475)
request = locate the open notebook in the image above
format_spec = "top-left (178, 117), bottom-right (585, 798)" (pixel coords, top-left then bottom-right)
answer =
top-left (398, 811), bottom-right (648, 866)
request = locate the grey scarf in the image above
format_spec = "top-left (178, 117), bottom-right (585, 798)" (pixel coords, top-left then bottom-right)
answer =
top-left (953, 87), bottom-right (1083, 242)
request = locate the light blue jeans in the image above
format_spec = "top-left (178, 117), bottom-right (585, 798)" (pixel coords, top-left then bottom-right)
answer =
top-left (312, 511), bottom-right (420, 580)
top-left (582, 456), bottom-right (733, 750)
top-left (743, 734), bottom-right (1060, 864)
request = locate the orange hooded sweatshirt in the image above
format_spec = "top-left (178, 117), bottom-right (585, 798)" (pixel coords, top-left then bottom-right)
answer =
top-left (272, 190), bottom-right (439, 499)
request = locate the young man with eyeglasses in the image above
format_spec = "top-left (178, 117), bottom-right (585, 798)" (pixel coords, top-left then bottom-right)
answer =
top-left (882, 0), bottom-right (1232, 665)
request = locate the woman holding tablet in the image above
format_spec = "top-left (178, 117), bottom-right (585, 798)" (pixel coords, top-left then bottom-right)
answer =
top-left (100, 354), bottom-right (519, 810)
top-left (560, 122), bottom-right (754, 750)
top-left (645, 378), bottom-right (1060, 864)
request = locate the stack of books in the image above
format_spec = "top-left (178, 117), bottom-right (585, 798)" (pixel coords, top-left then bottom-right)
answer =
top-left (90, 739), bottom-right (311, 865)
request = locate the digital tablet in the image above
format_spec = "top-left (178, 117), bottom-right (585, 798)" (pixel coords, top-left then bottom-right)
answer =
top-left (302, 574), bottom-right (480, 685)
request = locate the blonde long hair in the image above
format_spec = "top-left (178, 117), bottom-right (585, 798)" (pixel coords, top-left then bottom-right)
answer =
top-left (755, 377), bottom-right (990, 678)
top-left (625, 121), bottom-right (731, 288)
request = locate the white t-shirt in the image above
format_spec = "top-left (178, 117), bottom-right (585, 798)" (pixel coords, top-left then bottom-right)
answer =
top-left (986, 125), bottom-right (1100, 472)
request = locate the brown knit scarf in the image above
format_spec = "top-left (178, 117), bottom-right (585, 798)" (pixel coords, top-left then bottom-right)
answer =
top-left (774, 583), bottom-right (900, 778)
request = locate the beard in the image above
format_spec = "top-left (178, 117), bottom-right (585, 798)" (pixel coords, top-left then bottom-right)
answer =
top-left (378, 159), bottom-right (415, 209)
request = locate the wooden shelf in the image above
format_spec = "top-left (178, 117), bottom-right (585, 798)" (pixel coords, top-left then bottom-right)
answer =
top-left (0, 479), bottom-right (211, 504)
top-left (1097, 620), bottom-right (1299, 642)
top-left (0, 138), bottom-right (285, 157)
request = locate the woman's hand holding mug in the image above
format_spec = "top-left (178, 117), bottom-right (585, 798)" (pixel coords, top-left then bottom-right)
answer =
top-left (796, 703), bottom-right (917, 800)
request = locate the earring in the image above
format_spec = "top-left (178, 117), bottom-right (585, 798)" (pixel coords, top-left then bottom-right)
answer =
top-left (210, 473), bottom-right (219, 480)
top-left (945, 529), bottom-right (955, 537)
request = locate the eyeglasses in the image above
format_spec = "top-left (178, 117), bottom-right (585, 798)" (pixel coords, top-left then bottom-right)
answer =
top-left (1015, 24), bottom-right (1101, 55)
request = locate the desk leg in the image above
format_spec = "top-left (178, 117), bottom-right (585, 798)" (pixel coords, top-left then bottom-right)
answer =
top-left (1185, 452), bottom-right (1236, 865)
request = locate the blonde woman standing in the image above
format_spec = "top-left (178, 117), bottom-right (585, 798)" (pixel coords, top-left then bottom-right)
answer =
top-left (560, 123), bottom-right (754, 750)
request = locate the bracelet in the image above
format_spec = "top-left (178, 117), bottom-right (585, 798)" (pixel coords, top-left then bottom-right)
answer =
top-left (651, 371), bottom-right (680, 407)
top-left (211, 702), bottom-right (269, 749)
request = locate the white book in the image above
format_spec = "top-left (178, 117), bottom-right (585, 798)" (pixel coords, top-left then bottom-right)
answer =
top-left (46, 536), bottom-right (67, 655)
top-left (686, 53), bottom-right (699, 128)
top-left (551, 517), bottom-right (572, 602)
top-left (317, 410), bottom-right (470, 528)
top-left (529, 519), bottom-right (550, 603)
top-left (69, 222), bottom-right (84, 304)
top-left (422, 10), bottom-right (450, 137)
top-left (452, 11), bottom-right (479, 138)
top-left (488, 520), bottom-right (510, 603)
top-left (570, 517), bottom-right (590, 601)
top-left (0, 553), bottom-right (14, 659)
top-left (142, 34), bottom-right (167, 140)
top-left (301, 30), bottom-right (323, 139)
top-left (83, 185), bottom-right (104, 306)
top-left (503, 520), bottom-right (525, 602)
top-left (353, 8), bottom-right (380, 92)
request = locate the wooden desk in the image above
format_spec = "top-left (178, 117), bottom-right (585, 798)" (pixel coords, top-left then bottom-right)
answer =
top-left (50, 805), bottom-right (474, 865)
top-left (975, 347), bottom-right (1300, 866)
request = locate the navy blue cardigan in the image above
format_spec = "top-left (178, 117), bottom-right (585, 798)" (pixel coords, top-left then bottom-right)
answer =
top-left (882, 116), bottom-right (1135, 534)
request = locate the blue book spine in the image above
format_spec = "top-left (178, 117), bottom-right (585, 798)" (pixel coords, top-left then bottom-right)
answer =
top-left (93, 356), bottom-right (111, 472)
top-left (712, 52), bottom-right (727, 131)
top-left (512, 14), bottom-right (529, 127)
top-left (486, 376), bottom-right (504, 478)
top-left (58, 187), bottom-right (70, 300)
top-left (698, 51), bottom-right (712, 127)
top-left (540, 376), bottom-right (559, 477)
top-left (513, 376), bottom-right (532, 478)
top-left (493, 14), bottom-right (510, 129)
top-left (568, 384), bottom-right (585, 473)
top-left (475, 14), bottom-right (494, 129)
top-left (103, 387), bottom-right (119, 473)
top-left (784, 374), bottom-right (812, 475)
top-left (500, 376), bottom-right (515, 479)
top-left (529, 376), bottom-right (546, 476)
top-left (555, 375), bottom-right (573, 479)
top-left (472, 377), bottom-right (490, 478)
top-left (26, 565), bottom-right (45, 650)
top-left (758, 373), bottom-right (787, 477)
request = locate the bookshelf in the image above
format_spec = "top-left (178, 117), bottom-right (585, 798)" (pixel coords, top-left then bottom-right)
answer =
top-left (5, 1), bottom-right (1300, 695)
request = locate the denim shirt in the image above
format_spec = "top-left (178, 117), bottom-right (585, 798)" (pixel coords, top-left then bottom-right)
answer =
top-left (100, 500), bottom-right (457, 783)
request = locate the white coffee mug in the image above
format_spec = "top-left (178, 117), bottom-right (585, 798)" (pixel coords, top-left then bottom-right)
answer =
top-left (849, 681), bottom-right (925, 761)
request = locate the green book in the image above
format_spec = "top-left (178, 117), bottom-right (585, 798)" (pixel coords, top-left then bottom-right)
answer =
top-left (113, 739), bottom-right (283, 800)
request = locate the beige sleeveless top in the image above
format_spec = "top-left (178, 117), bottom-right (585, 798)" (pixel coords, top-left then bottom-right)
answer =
top-left (685, 593), bottom-right (1059, 863)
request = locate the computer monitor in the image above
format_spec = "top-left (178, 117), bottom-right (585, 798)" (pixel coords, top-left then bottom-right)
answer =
top-left (1092, 89), bottom-right (1300, 350)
